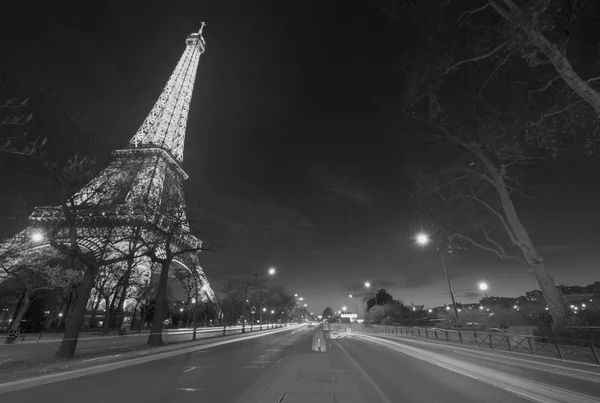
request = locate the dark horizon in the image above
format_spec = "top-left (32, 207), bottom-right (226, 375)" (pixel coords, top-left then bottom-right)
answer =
top-left (2, 0), bottom-right (600, 314)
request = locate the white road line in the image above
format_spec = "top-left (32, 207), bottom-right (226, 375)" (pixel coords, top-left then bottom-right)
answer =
top-left (236, 365), bottom-right (265, 368)
top-left (175, 388), bottom-right (203, 392)
top-left (0, 325), bottom-right (301, 395)
top-left (352, 333), bottom-right (599, 403)
top-left (366, 332), bottom-right (600, 378)
top-left (333, 339), bottom-right (393, 403)
top-left (82, 355), bottom-right (122, 363)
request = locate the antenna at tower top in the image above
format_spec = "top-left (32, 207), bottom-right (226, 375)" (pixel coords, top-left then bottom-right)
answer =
top-left (199, 22), bottom-right (206, 36)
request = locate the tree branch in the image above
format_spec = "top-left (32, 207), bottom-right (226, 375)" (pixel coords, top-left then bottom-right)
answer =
top-left (445, 42), bottom-right (507, 74)
top-left (458, 4), bottom-right (491, 26)
top-left (529, 76), bottom-right (562, 97)
top-left (479, 48), bottom-right (518, 97)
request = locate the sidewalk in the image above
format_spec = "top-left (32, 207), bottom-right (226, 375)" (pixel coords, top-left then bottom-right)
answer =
top-left (236, 333), bottom-right (387, 403)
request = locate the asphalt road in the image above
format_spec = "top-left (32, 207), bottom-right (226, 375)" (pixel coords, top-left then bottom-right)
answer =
top-left (0, 325), bottom-right (258, 364)
top-left (336, 332), bottom-right (600, 403)
top-left (2, 327), bottom-right (599, 403)
top-left (2, 326), bottom-right (309, 403)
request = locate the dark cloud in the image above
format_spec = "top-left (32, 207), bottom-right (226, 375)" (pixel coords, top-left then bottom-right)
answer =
top-left (305, 163), bottom-right (373, 207)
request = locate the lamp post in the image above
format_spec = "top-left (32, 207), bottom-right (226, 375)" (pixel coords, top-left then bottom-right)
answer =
top-left (251, 267), bottom-right (276, 330)
top-left (416, 233), bottom-right (460, 326)
top-left (479, 282), bottom-right (489, 299)
top-left (364, 282), bottom-right (378, 305)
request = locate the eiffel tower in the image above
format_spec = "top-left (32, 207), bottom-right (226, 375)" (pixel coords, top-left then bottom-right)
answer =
top-left (1, 25), bottom-right (215, 313)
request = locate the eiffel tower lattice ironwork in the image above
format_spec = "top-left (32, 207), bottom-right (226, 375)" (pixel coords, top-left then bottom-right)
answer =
top-left (1, 27), bottom-right (215, 317)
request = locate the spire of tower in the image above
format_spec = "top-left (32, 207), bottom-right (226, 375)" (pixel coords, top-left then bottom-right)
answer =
top-left (129, 26), bottom-right (207, 163)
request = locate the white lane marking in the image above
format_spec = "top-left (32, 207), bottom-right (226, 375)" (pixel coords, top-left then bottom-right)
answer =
top-left (367, 332), bottom-right (600, 378)
top-left (82, 355), bottom-right (122, 363)
top-left (276, 358), bottom-right (282, 365)
top-left (352, 333), bottom-right (599, 403)
top-left (0, 325), bottom-right (302, 394)
top-left (182, 367), bottom-right (197, 373)
top-left (333, 340), bottom-right (393, 403)
top-left (176, 388), bottom-right (203, 392)
top-left (236, 365), bottom-right (265, 368)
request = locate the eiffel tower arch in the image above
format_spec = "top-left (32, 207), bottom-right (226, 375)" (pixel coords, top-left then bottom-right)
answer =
top-left (0, 27), bottom-right (216, 330)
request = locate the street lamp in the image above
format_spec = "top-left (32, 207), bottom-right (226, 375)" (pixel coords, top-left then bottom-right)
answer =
top-left (479, 282), bottom-right (489, 298)
top-left (31, 232), bottom-right (43, 242)
top-left (251, 267), bottom-right (277, 330)
top-left (364, 281), bottom-right (378, 305)
top-left (415, 232), bottom-right (460, 326)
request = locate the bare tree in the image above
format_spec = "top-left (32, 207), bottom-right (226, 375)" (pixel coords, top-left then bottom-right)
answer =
top-left (373, 0), bottom-right (600, 117)
top-left (0, 240), bottom-right (81, 331)
top-left (405, 112), bottom-right (568, 328)
top-left (0, 97), bottom-right (45, 157)
top-left (139, 201), bottom-right (217, 346)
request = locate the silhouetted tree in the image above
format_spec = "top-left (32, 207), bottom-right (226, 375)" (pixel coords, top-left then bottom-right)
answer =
top-left (322, 306), bottom-right (334, 320)
top-left (365, 289), bottom-right (394, 311)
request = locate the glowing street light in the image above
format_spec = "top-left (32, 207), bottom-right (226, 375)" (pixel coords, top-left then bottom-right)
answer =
top-left (262, 307), bottom-right (266, 312)
top-left (31, 232), bottom-right (44, 242)
top-left (271, 310), bottom-right (275, 314)
top-left (364, 281), bottom-right (378, 305)
top-left (479, 282), bottom-right (489, 298)
top-left (342, 306), bottom-right (347, 312)
top-left (268, 267), bottom-right (276, 275)
top-left (415, 233), bottom-right (429, 245)
top-left (414, 232), bottom-right (460, 326)
top-left (303, 303), bottom-right (307, 307)
top-left (294, 294), bottom-right (298, 297)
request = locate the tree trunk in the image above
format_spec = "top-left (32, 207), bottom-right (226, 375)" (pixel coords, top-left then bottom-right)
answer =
top-left (139, 303), bottom-right (147, 332)
top-left (102, 297), bottom-right (111, 335)
top-left (55, 266), bottom-right (97, 359)
top-left (483, 156), bottom-right (568, 328)
top-left (147, 259), bottom-right (171, 346)
top-left (89, 291), bottom-right (102, 326)
top-left (130, 301), bottom-right (138, 329)
top-left (489, 0), bottom-right (600, 114)
top-left (113, 272), bottom-right (131, 328)
top-left (11, 289), bottom-right (26, 324)
top-left (9, 288), bottom-right (31, 332)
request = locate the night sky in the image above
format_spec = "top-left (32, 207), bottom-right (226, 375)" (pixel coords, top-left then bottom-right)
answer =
top-left (2, 1), bottom-right (599, 314)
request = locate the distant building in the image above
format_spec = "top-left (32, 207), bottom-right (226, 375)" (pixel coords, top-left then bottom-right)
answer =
top-left (526, 289), bottom-right (544, 302)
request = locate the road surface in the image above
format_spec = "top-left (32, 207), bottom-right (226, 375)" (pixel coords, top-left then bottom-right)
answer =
top-left (2, 327), bottom-right (599, 403)
top-left (0, 325), bottom-right (265, 364)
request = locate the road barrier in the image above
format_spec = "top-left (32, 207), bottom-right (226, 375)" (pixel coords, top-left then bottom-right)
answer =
top-left (359, 325), bottom-right (600, 367)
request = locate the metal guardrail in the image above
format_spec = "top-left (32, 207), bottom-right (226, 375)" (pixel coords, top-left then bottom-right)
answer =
top-left (363, 325), bottom-right (600, 367)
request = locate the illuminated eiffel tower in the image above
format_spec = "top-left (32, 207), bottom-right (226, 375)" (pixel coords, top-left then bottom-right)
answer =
top-left (1, 25), bottom-right (215, 307)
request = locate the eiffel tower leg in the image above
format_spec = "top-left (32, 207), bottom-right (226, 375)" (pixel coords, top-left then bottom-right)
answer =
top-left (55, 266), bottom-right (97, 358)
